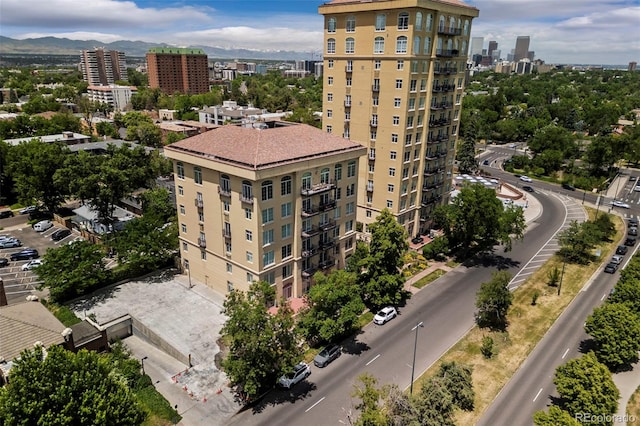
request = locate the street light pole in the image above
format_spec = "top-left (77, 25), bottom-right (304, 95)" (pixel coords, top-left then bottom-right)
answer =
top-left (557, 258), bottom-right (566, 296)
top-left (410, 321), bottom-right (424, 395)
top-left (141, 356), bottom-right (148, 375)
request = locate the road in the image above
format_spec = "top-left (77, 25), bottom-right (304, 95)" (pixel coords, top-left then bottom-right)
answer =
top-left (228, 179), bottom-right (569, 426)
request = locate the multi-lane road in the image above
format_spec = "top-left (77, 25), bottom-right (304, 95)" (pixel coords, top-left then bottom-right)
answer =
top-left (229, 172), bottom-right (572, 425)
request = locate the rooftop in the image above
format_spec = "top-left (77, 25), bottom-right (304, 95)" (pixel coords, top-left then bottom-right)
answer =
top-left (147, 47), bottom-right (206, 55)
top-left (165, 122), bottom-right (366, 170)
top-left (321, 0), bottom-right (478, 12)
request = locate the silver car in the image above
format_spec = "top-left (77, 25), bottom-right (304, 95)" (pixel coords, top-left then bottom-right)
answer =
top-left (278, 362), bottom-right (311, 389)
top-left (0, 238), bottom-right (22, 249)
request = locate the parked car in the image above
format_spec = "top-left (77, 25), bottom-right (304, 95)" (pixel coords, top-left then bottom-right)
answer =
top-left (19, 205), bottom-right (37, 215)
top-left (634, 186), bottom-right (640, 192)
top-left (482, 159), bottom-right (490, 165)
top-left (51, 228), bottom-right (71, 241)
top-left (629, 227), bottom-right (638, 236)
top-left (33, 220), bottom-right (53, 232)
top-left (522, 185), bottom-right (534, 193)
top-left (629, 218), bottom-right (639, 227)
top-left (373, 306), bottom-right (398, 325)
top-left (625, 238), bottom-right (637, 247)
top-left (0, 210), bottom-right (14, 219)
top-left (604, 262), bottom-right (619, 274)
top-left (0, 258), bottom-right (8, 268)
top-left (611, 255), bottom-right (624, 265)
top-left (411, 236), bottom-right (424, 244)
top-left (0, 238), bottom-right (22, 249)
top-left (10, 248), bottom-right (39, 261)
top-left (611, 201), bottom-right (631, 209)
top-left (562, 183), bottom-right (576, 191)
top-left (519, 175), bottom-right (533, 183)
top-left (28, 210), bottom-right (53, 222)
top-left (21, 259), bottom-right (43, 271)
top-left (278, 362), bottom-right (311, 389)
top-left (616, 245), bottom-right (629, 255)
top-left (313, 344), bottom-right (341, 368)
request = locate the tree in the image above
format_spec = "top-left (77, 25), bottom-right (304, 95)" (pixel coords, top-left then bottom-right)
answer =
top-left (457, 120), bottom-right (479, 174)
top-left (609, 261), bottom-right (640, 312)
top-left (7, 140), bottom-right (70, 212)
top-left (435, 362), bottom-right (475, 411)
top-left (475, 270), bottom-right (513, 330)
top-left (533, 406), bottom-right (581, 426)
top-left (553, 352), bottom-right (619, 423)
top-left (434, 184), bottom-right (526, 257)
top-left (127, 121), bottom-right (162, 147)
top-left (352, 373), bottom-right (387, 426)
top-left (297, 270), bottom-right (365, 345)
top-left (585, 303), bottom-right (640, 370)
top-left (0, 345), bottom-right (146, 425)
top-left (140, 187), bottom-right (176, 223)
top-left (557, 220), bottom-right (598, 264)
top-left (221, 281), bottom-right (302, 399)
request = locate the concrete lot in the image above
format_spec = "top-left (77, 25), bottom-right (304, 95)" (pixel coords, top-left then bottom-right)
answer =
top-left (68, 271), bottom-right (241, 425)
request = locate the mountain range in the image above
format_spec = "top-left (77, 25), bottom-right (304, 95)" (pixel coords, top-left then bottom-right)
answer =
top-left (0, 36), bottom-right (310, 61)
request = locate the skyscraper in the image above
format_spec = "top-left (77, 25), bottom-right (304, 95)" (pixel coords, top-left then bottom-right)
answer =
top-left (488, 40), bottom-right (498, 58)
top-left (470, 37), bottom-right (484, 57)
top-left (319, 0), bottom-right (479, 237)
top-left (514, 36), bottom-right (530, 61)
top-left (146, 47), bottom-right (209, 95)
top-left (80, 48), bottom-right (127, 86)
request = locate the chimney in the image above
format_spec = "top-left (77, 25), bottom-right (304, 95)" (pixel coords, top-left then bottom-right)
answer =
top-left (0, 277), bottom-right (7, 306)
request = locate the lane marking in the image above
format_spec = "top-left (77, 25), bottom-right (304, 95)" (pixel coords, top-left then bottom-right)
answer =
top-left (366, 354), bottom-right (381, 366)
top-left (305, 396), bottom-right (325, 413)
top-left (562, 348), bottom-right (570, 359)
top-left (601, 294), bottom-right (607, 301)
top-left (533, 388), bottom-right (543, 402)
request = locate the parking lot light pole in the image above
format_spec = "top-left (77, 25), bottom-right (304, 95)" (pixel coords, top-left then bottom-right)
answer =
top-left (410, 321), bottom-right (424, 395)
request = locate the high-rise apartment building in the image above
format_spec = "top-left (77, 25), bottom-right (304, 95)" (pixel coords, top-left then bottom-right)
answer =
top-left (80, 48), bottom-right (127, 86)
top-left (146, 48), bottom-right (209, 95)
top-left (630, 62), bottom-right (638, 72)
top-left (514, 36), bottom-right (530, 62)
top-left (318, 0), bottom-right (479, 237)
top-left (164, 121), bottom-right (366, 298)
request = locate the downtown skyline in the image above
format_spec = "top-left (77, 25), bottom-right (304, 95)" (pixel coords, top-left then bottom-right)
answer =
top-left (1, 0), bottom-right (639, 65)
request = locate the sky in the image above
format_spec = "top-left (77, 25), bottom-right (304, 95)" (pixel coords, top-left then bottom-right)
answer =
top-left (1, 0), bottom-right (639, 65)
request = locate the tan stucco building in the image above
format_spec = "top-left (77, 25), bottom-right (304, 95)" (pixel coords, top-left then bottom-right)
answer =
top-left (164, 121), bottom-right (366, 299)
top-left (318, 0), bottom-right (479, 237)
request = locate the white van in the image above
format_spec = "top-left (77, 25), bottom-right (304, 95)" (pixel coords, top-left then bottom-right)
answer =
top-left (33, 220), bottom-right (53, 232)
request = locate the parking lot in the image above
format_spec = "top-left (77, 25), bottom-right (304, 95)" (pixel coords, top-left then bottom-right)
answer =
top-left (0, 217), bottom-right (83, 305)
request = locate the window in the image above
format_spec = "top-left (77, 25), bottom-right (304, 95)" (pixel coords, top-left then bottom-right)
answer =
top-left (410, 79), bottom-right (417, 91)
top-left (181, 223), bottom-right (187, 233)
top-left (242, 181), bottom-right (252, 201)
top-left (282, 223), bottom-right (292, 239)
top-left (327, 125), bottom-right (332, 134)
top-left (302, 172), bottom-right (312, 190)
top-left (226, 262), bottom-right (232, 273)
top-left (334, 206), bottom-right (341, 219)
top-left (280, 176), bottom-right (291, 196)
top-left (345, 220), bottom-right (354, 232)
top-left (327, 17), bottom-right (336, 32)
top-left (420, 79), bottom-right (427, 91)
top-left (227, 281), bottom-right (234, 292)
top-left (415, 12), bottom-right (423, 30)
top-left (261, 180), bottom-right (273, 201)
top-left (178, 185), bottom-right (183, 196)
top-left (393, 116), bottom-right (400, 125)
top-left (246, 230), bottom-right (252, 241)
top-left (327, 38), bottom-right (336, 54)
top-left (246, 251), bottom-right (253, 262)
top-left (394, 97), bottom-right (401, 108)
top-left (413, 36), bottom-right (420, 54)
top-left (389, 167), bottom-right (396, 176)
top-left (220, 174), bottom-right (230, 193)
top-left (374, 37), bottom-right (385, 54)
top-left (179, 205), bottom-right (185, 215)
top-left (408, 98), bottom-right (416, 110)
top-left (404, 151), bottom-right (411, 162)
top-left (407, 116), bottom-right (414, 127)
top-left (419, 97), bottom-right (426, 109)
top-left (426, 13), bottom-right (433, 31)
top-left (182, 242), bottom-right (188, 251)
top-left (247, 273), bottom-right (253, 283)
top-left (402, 168), bottom-right (409, 178)
top-left (282, 263), bottom-right (292, 279)
top-left (263, 251), bottom-right (275, 267)
top-left (225, 241), bottom-right (232, 253)
top-left (405, 134), bottom-right (413, 145)
top-left (281, 202), bottom-right (292, 218)
top-left (395, 79), bottom-right (403, 89)
top-left (327, 76), bottom-right (333, 85)
top-left (346, 183), bottom-right (355, 196)
top-left (374, 60), bottom-right (381, 70)
top-left (424, 37), bottom-right (431, 55)
top-left (245, 208), bottom-right (252, 219)
top-left (375, 14), bottom-right (386, 31)
top-left (387, 200), bottom-right (393, 208)
top-left (327, 109), bottom-right (333, 118)
top-left (346, 16), bottom-right (356, 32)
top-left (463, 19), bottom-right (470, 36)
top-left (346, 77), bottom-right (352, 86)
top-left (388, 184), bottom-right (394, 192)
top-left (177, 162), bottom-right (184, 179)
top-left (390, 151), bottom-right (397, 160)
top-left (263, 229), bottom-right (274, 246)
top-left (396, 36), bottom-right (408, 54)
top-left (320, 168), bottom-right (330, 184)
top-left (328, 59), bottom-right (334, 68)
top-left (397, 60), bottom-right (404, 70)
top-left (262, 208), bottom-right (274, 224)
top-left (456, 93), bottom-right (461, 104)
top-left (416, 132), bottom-right (422, 144)
top-left (327, 93), bottom-right (333, 102)
top-left (346, 202), bottom-right (355, 215)
top-left (335, 164), bottom-right (342, 181)
top-left (391, 133), bottom-right (398, 143)
top-left (345, 37), bottom-right (355, 54)
top-left (347, 161), bottom-right (356, 177)
top-left (370, 130), bottom-right (377, 140)
top-left (282, 244), bottom-right (292, 259)
top-left (398, 12), bottom-right (409, 30)
top-left (372, 96), bottom-right (379, 106)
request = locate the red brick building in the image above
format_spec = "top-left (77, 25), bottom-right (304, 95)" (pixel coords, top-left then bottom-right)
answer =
top-left (146, 47), bottom-right (209, 95)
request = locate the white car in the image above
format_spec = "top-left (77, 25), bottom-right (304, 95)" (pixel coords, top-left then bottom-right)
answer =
top-left (634, 186), bottom-right (640, 192)
top-left (519, 175), bottom-right (533, 183)
top-left (33, 220), bottom-right (53, 232)
top-left (373, 306), bottom-right (398, 325)
top-left (278, 362), bottom-right (311, 389)
top-left (610, 201), bottom-right (631, 209)
top-left (21, 259), bottom-right (43, 271)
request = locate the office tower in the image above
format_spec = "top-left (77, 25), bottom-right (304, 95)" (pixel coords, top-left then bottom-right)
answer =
top-left (470, 37), bottom-right (484, 57)
top-left (318, 0), bottom-right (479, 237)
top-left (514, 36), bottom-right (530, 61)
top-left (146, 47), bottom-right (209, 95)
top-left (488, 40), bottom-right (498, 58)
top-left (164, 122), bottom-right (366, 298)
top-left (80, 48), bottom-right (127, 86)
top-left (628, 62), bottom-right (637, 72)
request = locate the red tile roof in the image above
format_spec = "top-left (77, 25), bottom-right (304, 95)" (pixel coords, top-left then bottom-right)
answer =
top-left (165, 123), bottom-right (366, 170)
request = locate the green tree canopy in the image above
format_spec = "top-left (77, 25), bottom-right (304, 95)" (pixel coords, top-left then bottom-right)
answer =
top-left (533, 406), bottom-right (581, 426)
top-left (0, 345), bottom-right (146, 425)
top-left (557, 220), bottom-right (598, 264)
top-left (475, 270), bottom-right (514, 330)
top-left (585, 302), bottom-right (640, 370)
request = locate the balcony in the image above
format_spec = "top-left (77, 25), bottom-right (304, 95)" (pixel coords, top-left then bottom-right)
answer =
top-left (428, 134), bottom-right (449, 143)
top-left (319, 218), bottom-right (337, 231)
top-left (429, 119), bottom-right (452, 128)
top-left (302, 205), bottom-right (319, 217)
top-left (437, 26), bottom-right (462, 35)
top-left (440, 102), bottom-right (453, 109)
top-left (319, 257), bottom-right (335, 269)
top-left (366, 182), bottom-right (374, 192)
top-left (442, 84), bottom-right (456, 92)
top-left (221, 228), bottom-right (231, 239)
top-left (319, 200), bottom-right (337, 211)
top-left (217, 187), bottom-right (231, 197)
top-left (301, 180), bottom-right (336, 196)
top-left (198, 237), bottom-right (207, 248)
top-left (421, 195), bottom-right (443, 207)
top-left (430, 103), bottom-right (442, 111)
top-left (370, 120), bottom-right (378, 127)
top-left (425, 152), bottom-right (437, 160)
top-left (239, 194), bottom-right (254, 204)
top-left (320, 237), bottom-right (336, 250)
top-left (436, 49), bottom-right (460, 58)
top-left (302, 247), bottom-right (318, 258)
top-left (194, 198), bottom-right (204, 208)
top-left (302, 226), bottom-right (320, 238)
top-left (372, 84), bottom-right (380, 92)
top-left (302, 265), bottom-right (317, 278)
top-left (434, 67), bottom-right (457, 75)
